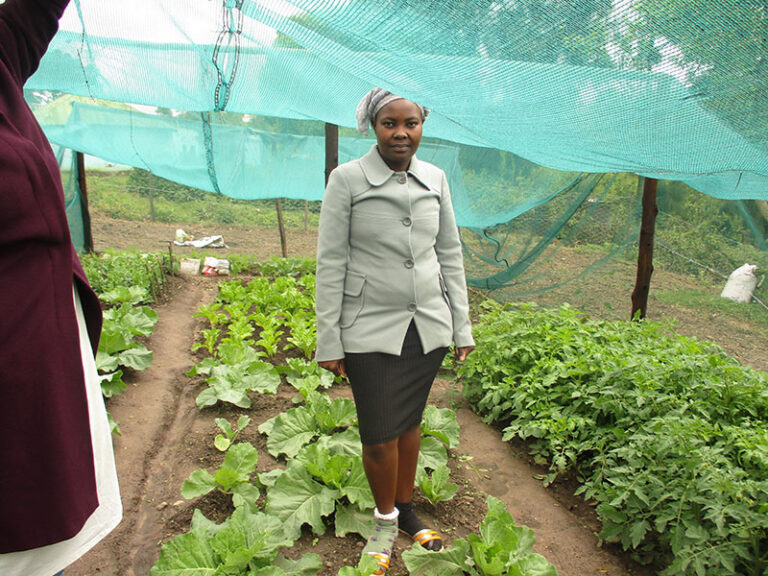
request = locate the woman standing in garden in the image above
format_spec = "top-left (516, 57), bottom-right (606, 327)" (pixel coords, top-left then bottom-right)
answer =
top-left (315, 88), bottom-right (474, 573)
top-left (0, 1), bottom-right (122, 575)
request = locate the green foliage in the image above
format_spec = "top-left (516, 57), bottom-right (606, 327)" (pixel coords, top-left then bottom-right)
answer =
top-left (194, 357), bottom-right (281, 409)
top-left (95, 286), bottom-right (158, 397)
top-left (181, 436), bottom-right (261, 510)
top-left (81, 250), bottom-right (170, 301)
top-left (402, 496), bottom-right (557, 576)
top-left (457, 300), bottom-right (768, 574)
top-left (214, 415), bottom-right (251, 452)
top-left (150, 507), bottom-right (321, 576)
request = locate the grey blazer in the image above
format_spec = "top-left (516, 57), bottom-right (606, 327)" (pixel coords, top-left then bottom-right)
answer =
top-left (315, 145), bottom-right (474, 361)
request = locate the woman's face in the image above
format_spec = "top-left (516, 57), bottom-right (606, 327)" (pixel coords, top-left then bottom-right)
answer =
top-left (373, 99), bottom-right (423, 172)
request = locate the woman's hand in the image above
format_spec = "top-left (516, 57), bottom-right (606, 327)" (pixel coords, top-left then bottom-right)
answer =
top-left (318, 359), bottom-right (347, 379)
top-left (454, 346), bottom-right (474, 362)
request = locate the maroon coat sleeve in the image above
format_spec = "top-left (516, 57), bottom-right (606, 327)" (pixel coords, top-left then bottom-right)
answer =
top-left (0, 0), bottom-right (71, 85)
top-left (0, 0), bottom-right (105, 554)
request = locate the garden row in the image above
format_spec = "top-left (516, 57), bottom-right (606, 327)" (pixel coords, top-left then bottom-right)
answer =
top-left (87, 255), bottom-right (556, 576)
top-left (458, 301), bottom-right (768, 575)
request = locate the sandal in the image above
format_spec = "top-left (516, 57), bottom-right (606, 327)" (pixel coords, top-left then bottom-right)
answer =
top-left (396, 500), bottom-right (443, 551)
top-left (362, 508), bottom-right (398, 574)
top-left (366, 551), bottom-right (391, 575)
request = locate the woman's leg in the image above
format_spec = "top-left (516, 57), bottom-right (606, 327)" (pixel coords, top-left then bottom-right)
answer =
top-left (395, 424), bottom-right (421, 503)
top-left (362, 438), bottom-right (399, 513)
top-left (394, 424), bottom-right (443, 551)
top-left (361, 439), bottom-right (400, 573)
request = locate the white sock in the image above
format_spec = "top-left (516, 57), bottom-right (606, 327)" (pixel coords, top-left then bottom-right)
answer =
top-left (374, 507), bottom-right (400, 521)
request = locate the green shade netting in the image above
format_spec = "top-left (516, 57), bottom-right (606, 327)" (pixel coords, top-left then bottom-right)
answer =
top-left (21, 0), bottom-right (768, 296)
top-left (26, 0), bottom-right (768, 204)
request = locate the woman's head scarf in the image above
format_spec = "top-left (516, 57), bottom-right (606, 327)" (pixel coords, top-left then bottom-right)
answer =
top-left (356, 88), bottom-right (429, 135)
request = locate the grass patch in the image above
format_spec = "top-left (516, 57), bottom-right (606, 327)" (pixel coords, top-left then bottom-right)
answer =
top-left (655, 286), bottom-right (768, 326)
top-left (86, 170), bottom-right (320, 229)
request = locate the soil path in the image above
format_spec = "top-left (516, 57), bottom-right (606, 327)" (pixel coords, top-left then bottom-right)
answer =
top-left (66, 273), bottom-right (646, 576)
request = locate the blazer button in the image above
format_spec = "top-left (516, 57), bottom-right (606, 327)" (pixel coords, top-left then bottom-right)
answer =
top-left (407, 302), bottom-right (417, 312)
top-left (402, 217), bottom-right (412, 226)
top-left (398, 175), bottom-right (407, 184)
top-left (404, 259), bottom-right (414, 269)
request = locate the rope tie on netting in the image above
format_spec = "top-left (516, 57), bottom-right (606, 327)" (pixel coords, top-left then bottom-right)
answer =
top-left (202, 0), bottom-right (244, 196)
top-left (201, 111), bottom-right (223, 196)
top-left (212, 0), bottom-right (244, 112)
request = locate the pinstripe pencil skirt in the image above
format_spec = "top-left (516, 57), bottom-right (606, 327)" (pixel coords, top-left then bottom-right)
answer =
top-left (345, 321), bottom-right (448, 445)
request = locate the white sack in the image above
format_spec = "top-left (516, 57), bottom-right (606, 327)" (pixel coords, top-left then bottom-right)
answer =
top-left (720, 263), bottom-right (758, 303)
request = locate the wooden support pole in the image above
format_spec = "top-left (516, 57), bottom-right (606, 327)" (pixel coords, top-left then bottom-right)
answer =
top-left (631, 176), bottom-right (658, 320)
top-left (76, 151), bottom-right (94, 253)
top-left (325, 123), bottom-right (338, 186)
top-left (276, 198), bottom-right (288, 258)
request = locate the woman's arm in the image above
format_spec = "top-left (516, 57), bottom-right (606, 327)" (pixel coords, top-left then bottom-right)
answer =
top-left (434, 172), bottom-right (475, 351)
top-left (0, 0), bottom-right (71, 86)
top-left (315, 168), bottom-right (352, 362)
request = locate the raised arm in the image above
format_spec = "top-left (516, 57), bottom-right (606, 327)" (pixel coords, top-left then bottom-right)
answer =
top-left (0, 0), bottom-right (71, 86)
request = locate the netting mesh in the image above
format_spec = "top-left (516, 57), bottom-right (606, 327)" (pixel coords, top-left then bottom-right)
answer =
top-left (22, 0), bottom-right (768, 292)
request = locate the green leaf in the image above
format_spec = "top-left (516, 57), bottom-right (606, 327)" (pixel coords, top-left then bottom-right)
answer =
top-left (418, 465), bottom-right (458, 505)
top-left (334, 504), bottom-right (375, 537)
top-left (222, 443), bottom-right (259, 480)
top-left (196, 387), bottom-right (220, 409)
top-left (273, 553), bottom-right (324, 576)
top-left (401, 538), bottom-right (472, 576)
top-left (95, 350), bottom-right (120, 372)
top-left (422, 406), bottom-right (460, 449)
top-left (150, 531), bottom-right (219, 576)
top-left (417, 436), bottom-right (448, 471)
top-left (181, 469), bottom-right (217, 499)
top-left (214, 436), bottom-right (231, 452)
top-left (323, 428), bottom-right (362, 457)
top-left (340, 458), bottom-right (374, 510)
top-left (266, 407), bottom-right (319, 458)
top-left (124, 305), bottom-right (159, 335)
top-left (211, 507), bottom-right (293, 570)
top-left (99, 370), bottom-right (126, 398)
top-left (258, 468), bottom-right (285, 487)
top-left (250, 567), bottom-right (286, 576)
top-left (629, 519), bottom-right (650, 549)
top-left (232, 482), bottom-right (261, 511)
top-left (117, 345), bottom-right (154, 370)
top-left (266, 463), bottom-right (340, 540)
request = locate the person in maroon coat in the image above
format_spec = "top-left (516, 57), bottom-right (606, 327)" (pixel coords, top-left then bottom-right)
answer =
top-left (0, 0), bottom-right (122, 574)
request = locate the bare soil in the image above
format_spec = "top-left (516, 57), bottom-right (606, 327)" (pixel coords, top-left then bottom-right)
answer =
top-left (66, 215), bottom-right (768, 576)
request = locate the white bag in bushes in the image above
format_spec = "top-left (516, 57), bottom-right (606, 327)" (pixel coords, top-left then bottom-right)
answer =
top-left (720, 263), bottom-right (758, 303)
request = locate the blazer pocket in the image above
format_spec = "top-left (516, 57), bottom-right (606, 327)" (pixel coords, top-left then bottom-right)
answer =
top-left (340, 271), bottom-right (366, 328)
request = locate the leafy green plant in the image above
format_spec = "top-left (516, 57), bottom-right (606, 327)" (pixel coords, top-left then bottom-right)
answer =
top-left (456, 300), bottom-right (768, 574)
top-left (214, 415), bottom-right (251, 452)
top-left (150, 507), bottom-right (322, 576)
top-left (284, 311), bottom-right (317, 359)
top-left (181, 439), bottom-right (261, 510)
top-left (193, 302), bottom-right (226, 328)
top-left (194, 357), bottom-right (281, 409)
top-left (252, 312), bottom-right (284, 358)
top-left (95, 286), bottom-right (158, 397)
top-left (402, 496), bottom-right (557, 576)
top-left (191, 327), bottom-right (221, 356)
top-left (416, 465), bottom-right (459, 506)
